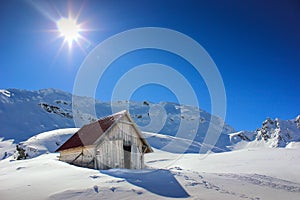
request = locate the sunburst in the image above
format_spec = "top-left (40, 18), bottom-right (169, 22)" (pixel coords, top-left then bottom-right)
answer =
top-left (28, 0), bottom-right (93, 65)
top-left (54, 11), bottom-right (91, 53)
top-left (57, 17), bottom-right (81, 48)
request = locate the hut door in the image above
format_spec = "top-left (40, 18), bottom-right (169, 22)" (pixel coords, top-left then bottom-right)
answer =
top-left (123, 143), bottom-right (131, 169)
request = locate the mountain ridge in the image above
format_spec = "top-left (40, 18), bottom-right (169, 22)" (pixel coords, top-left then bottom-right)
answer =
top-left (0, 88), bottom-right (234, 152)
top-left (1, 88), bottom-right (299, 152)
top-left (230, 115), bottom-right (300, 149)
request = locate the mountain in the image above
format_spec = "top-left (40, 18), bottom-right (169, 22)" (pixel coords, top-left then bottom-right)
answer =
top-left (0, 88), bottom-right (234, 152)
top-left (229, 116), bottom-right (300, 149)
top-left (1, 88), bottom-right (300, 200)
top-left (0, 89), bottom-right (74, 141)
top-left (1, 88), bottom-right (299, 153)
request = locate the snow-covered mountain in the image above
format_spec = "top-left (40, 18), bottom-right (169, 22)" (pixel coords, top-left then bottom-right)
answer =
top-left (0, 88), bottom-right (234, 152)
top-left (1, 88), bottom-right (299, 153)
top-left (229, 116), bottom-right (300, 149)
top-left (1, 89), bottom-right (300, 200)
top-left (0, 89), bottom-right (75, 141)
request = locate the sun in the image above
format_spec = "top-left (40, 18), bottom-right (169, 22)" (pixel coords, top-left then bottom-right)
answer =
top-left (57, 17), bottom-right (81, 48)
top-left (40, 2), bottom-right (92, 55)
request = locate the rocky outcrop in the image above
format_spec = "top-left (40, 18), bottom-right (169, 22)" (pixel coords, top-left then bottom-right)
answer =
top-left (255, 117), bottom-right (300, 147)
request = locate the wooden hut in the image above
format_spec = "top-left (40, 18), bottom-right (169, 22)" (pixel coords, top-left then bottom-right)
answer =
top-left (55, 110), bottom-right (153, 169)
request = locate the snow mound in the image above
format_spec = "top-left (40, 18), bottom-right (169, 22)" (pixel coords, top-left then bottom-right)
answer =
top-left (286, 142), bottom-right (300, 149)
top-left (0, 138), bottom-right (15, 159)
top-left (16, 128), bottom-right (78, 158)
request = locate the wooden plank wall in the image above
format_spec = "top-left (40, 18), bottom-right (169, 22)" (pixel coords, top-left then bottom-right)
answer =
top-left (95, 115), bottom-right (144, 169)
top-left (60, 115), bottom-right (145, 170)
top-left (59, 146), bottom-right (95, 169)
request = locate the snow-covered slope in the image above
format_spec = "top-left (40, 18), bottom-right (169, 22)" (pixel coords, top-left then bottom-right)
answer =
top-left (1, 128), bottom-right (224, 161)
top-left (0, 89), bottom-right (75, 141)
top-left (144, 132), bottom-right (227, 153)
top-left (0, 138), bottom-right (15, 159)
top-left (1, 144), bottom-right (300, 200)
top-left (1, 125), bottom-right (300, 200)
top-left (0, 88), bottom-right (234, 152)
top-left (14, 128), bottom-right (79, 159)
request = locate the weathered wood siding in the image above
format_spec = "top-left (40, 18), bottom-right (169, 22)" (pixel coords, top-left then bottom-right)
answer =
top-left (59, 146), bottom-right (95, 169)
top-left (59, 114), bottom-right (146, 170)
top-left (95, 115), bottom-right (144, 169)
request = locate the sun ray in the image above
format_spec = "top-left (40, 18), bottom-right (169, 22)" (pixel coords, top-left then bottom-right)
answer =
top-left (75, 34), bottom-right (92, 54)
top-left (30, 0), bottom-right (94, 63)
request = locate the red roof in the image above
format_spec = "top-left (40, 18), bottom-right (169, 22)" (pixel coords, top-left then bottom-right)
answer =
top-left (55, 111), bottom-right (125, 152)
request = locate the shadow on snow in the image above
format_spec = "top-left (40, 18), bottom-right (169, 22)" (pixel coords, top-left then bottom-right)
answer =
top-left (101, 168), bottom-right (190, 198)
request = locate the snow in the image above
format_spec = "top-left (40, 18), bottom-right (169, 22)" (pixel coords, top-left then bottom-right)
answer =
top-left (0, 129), bottom-right (228, 162)
top-left (17, 128), bottom-right (79, 158)
top-left (229, 116), bottom-right (300, 149)
top-left (143, 132), bottom-right (227, 153)
top-left (6, 88), bottom-right (299, 153)
top-left (229, 131), bottom-right (256, 143)
top-left (0, 138), bottom-right (15, 159)
top-left (286, 142), bottom-right (300, 149)
top-left (0, 88), bottom-right (235, 153)
top-left (1, 129), bottom-right (300, 200)
top-left (0, 129), bottom-right (221, 161)
top-left (0, 89), bottom-right (11, 97)
top-left (0, 146), bottom-right (300, 200)
top-left (0, 88), bottom-right (299, 199)
top-left (0, 89), bottom-right (76, 142)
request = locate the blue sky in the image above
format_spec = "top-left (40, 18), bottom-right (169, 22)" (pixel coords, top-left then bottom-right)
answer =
top-left (1, 0), bottom-right (299, 131)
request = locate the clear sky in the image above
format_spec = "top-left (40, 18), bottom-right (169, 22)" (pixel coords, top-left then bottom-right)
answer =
top-left (1, 0), bottom-right (299, 131)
